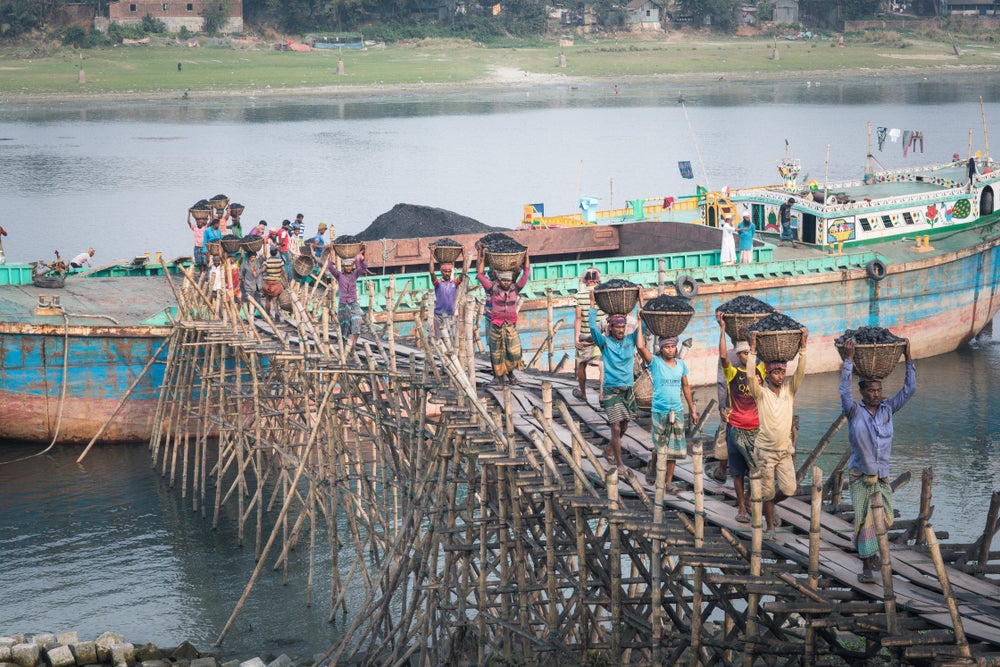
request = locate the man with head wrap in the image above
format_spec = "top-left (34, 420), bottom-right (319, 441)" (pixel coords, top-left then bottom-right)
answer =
top-left (328, 244), bottom-right (368, 348)
top-left (637, 333), bottom-right (697, 493)
top-left (476, 243), bottom-right (530, 387)
top-left (428, 246), bottom-right (466, 345)
top-left (589, 291), bottom-right (645, 471)
top-left (746, 325), bottom-right (808, 539)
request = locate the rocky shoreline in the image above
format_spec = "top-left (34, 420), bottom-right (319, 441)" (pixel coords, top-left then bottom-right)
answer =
top-left (0, 633), bottom-right (320, 667)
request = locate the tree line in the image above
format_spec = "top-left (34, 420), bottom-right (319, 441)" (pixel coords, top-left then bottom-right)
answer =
top-left (0, 0), bottom-right (943, 44)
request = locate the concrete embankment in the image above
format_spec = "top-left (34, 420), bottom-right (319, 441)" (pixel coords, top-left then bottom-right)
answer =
top-left (0, 633), bottom-right (317, 667)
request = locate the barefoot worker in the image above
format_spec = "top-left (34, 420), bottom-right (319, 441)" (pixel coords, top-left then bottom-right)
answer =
top-left (475, 244), bottom-right (530, 387)
top-left (840, 337), bottom-right (916, 584)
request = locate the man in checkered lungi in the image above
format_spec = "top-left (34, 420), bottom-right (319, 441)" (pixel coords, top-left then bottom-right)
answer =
top-left (589, 291), bottom-right (644, 471)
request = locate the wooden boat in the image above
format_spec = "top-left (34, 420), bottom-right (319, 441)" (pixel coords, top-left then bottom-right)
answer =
top-left (0, 263), bottom-right (175, 444)
top-left (357, 152), bottom-right (1000, 387)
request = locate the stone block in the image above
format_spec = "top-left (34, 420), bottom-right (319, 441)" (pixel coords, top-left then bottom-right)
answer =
top-left (93, 634), bottom-right (123, 664)
top-left (266, 656), bottom-right (291, 667)
top-left (69, 642), bottom-right (96, 665)
top-left (109, 643), bottom-right (135, 667)
top-left (11, 644), bottom-right (40, 667)
top-left (0, 646), bottom-right (11, 662)
top-left (189, 658), bottom-right (216, 667)
top-left (139, 660), bottom-right (171, 667)
top-left (133, 644), bottom-right (163, 662)
top-left (0, 639), bottom-right (15, 649)
top-left (44, 645), bottom-right (75, 667)
top-left (52, 638), bottom-right (76, 650)
top-left (169, 643), bottom-right (199, 661)
top-left (238, 658), bottom-right (266, 667)
top-left (221, 660), bottom-right (239, 667)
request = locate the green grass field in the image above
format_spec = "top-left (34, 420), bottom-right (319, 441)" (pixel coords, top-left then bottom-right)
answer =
top-left (0, 34), bottom-right (996, 99)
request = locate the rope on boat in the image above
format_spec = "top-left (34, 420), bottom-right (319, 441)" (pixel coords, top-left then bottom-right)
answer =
top-left (0, 313), bottom-right (71, 465)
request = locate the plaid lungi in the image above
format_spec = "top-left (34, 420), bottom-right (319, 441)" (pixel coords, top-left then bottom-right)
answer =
top-left (338, 301), bottom-right (362, 337)
top-left (488, 322), bottom-right (524, 378)
top-left (651, 411), bottom-right (687, 459)
top-left (603, 386), bottom-right (636, 424)
top-left (849, 470), bottom-right (894, 559)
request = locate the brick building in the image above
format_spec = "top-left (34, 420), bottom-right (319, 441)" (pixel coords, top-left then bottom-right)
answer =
top-left (106, 0), bottom-right (244, 33)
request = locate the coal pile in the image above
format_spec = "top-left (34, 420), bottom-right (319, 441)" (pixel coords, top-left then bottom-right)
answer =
top-left (746, 312), bottom-right (804, 333)
top-left (595, 278), bottom-right (638, 291)
top-left (221, 234), bottom-right (239, 242)
top-left (835, 326), bottom-right (904, 345)
top-left (334, 234), bottom-right (361, 244)
top-left (716, 296), bottom-right (774, 314)
top-left (431, 238), bottom-right (462, 247)
top-left (211, 193), bottom-right (228, 201)
top-left (643, 294), bottom-right (694, 313)
top-left (355, 203), bottom-right (505, 241)
top-left (191, 199), bottom-right (211, 211)
top-left (479, 232), bottom-right (526, 253)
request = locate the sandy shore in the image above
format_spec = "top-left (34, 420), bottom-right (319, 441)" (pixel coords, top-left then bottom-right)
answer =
top-left (3, 61), bottom-right (998, 106)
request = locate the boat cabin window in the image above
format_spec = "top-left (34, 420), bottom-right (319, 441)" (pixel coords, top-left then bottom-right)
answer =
top-left (903, 212), bottom-right (915, 225)
top-left (882, 215), bottom-right (894, 228)
top-left (859, 217), bottom-right (874, 232)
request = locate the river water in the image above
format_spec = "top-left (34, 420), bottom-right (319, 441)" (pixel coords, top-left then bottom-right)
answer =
top-left (1, 74), bottom-right (999, 656)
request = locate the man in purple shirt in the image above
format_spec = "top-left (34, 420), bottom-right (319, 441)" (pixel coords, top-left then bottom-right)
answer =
top-left (840, 337), bottom-right (916, 584)
top-left (429, 248), bottom-right (466, 346)
top-left (475, 244), bottom-right (530, 388)
top-left (328, 244), bottom-right (367, 347)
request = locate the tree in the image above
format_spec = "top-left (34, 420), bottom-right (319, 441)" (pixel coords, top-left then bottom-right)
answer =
top-left (676, 0), bottom-right (741, 29)
top-left (201, 0), bottom-right (228, 35)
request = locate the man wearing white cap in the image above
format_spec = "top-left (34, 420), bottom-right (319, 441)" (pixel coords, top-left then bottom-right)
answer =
top-left (737, 210), bottom-right (755, 264)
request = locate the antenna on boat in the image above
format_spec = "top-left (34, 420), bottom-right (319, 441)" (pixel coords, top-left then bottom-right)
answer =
top-left (981, 96), bottom-right (991, 164)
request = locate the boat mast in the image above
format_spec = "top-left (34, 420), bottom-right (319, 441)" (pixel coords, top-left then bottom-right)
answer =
top-left (680, 100), bottom-right (710, 187)
top-left (864, 121), bottom-right (875, 184)
top-left (981, 96), bottom-right (991, 164)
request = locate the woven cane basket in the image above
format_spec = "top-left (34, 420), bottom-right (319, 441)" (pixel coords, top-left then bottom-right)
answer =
top-left (333, 242), bottom-right (363, 260)
top-left (720, 311), bottom-right (770, 343)
top-left (229, 204), bottom-right (245, 217)
top-left (189, 208), bottom-right (211, 222)
top-left (835, 341), bottom-right (906, 380)
top-left (220, 238), bottom-right (241, 254)
top-left (205, 241), bottom-right (222, 256)
top-left (753, 330), bottom-right (803, 363)
top-left (593, 286), bottom-right (640, 316)
top-left (640, 309), bottom-right (693, 338)
top-left (240, 236), bottom-right (264, 254)
top-left (432, 244), bottom-right (463, 264)
top-left (634, 367), bottom-right (653, 411)
top-left (278, 290), bottom-right (294, 312)
top-left (486, 250), bottom-right (525, 272)
top-left (293, 254), bottom-right (316, 278)
top-left (210, 197), bottom-right (229, 211)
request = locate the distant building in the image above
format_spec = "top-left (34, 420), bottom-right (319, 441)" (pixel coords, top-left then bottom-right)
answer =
top-left (625, 0), bottom-right (664, 31)
top-left (105, 0), bottom-right (244, 34)
top-left (774, 0), bottom-right (799, 23)
top-left (945, 0), bottom-right (997, 15)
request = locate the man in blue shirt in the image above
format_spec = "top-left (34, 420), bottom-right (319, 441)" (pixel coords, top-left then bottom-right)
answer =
top-left (589, 292), bottom-right (645, 471)
top-left (840, 337), bottom-right (916, 584)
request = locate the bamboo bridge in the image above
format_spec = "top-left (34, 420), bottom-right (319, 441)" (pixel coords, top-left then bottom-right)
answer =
top-left (118, 264), bottom-right (1000, 666)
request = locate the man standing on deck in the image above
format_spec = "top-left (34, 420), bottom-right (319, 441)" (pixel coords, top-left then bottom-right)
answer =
top-left (328, 244), bottom-right (368, 348)
top-left (778, 197), bottom-right (797, 248)
top-left (716, 312), bottom-right (766, 524)
top-left (589, 292), bottom-right (645, 472)
top-left (840, 338), bottom-right (916, 584)
top-left (746, 327), bottom-right (807, 539)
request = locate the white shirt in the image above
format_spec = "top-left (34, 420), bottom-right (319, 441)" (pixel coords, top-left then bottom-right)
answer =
top-left (71, 252), bottom-right (92, 267)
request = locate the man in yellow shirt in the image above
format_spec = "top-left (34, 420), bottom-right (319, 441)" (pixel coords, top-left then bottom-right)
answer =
top-left (746, 327), bottom-right (808, 539)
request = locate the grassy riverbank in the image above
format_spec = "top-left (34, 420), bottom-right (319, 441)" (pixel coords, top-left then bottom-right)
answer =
top-left (0, 32), bottom-right (998, 102)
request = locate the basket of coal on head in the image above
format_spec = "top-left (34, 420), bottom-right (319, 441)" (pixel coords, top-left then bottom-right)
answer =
top-left (639, 294), bottom-right (694, 338)
top-left (479, 233), bottom-right (526, 272)
top-left (220, 234), bottom-right (241, 254)
top-left (228, 202), bottom-right (245, 218)
top-left (293, 253), bottom-right (316, 278)
top-left (189, 200), bottom-right (212, 222)
top-left (209, 194), bottom-right (229, 212)
top-left (240, 234), bottom-right (264, 254)
top-left (835, 326), bottom-right (907, 381)
top-left (745, 312), bottom-right (805, 363)
top-left (332, 234), bottom-right (363, 260)
top-left (593, 279), bottom-right (640, 316)
top-left (716, 296), bottom-right (775, 343)
top-left (431, 238), bottom-right (464, 264)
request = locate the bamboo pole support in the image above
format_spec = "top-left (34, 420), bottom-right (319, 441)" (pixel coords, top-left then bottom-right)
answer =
top-left (923, 523), bottom-right (972, 659)
top-left (689, 440), bottom-right (705, 666)
top-left (871, 489), bottom-right (899, 634)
